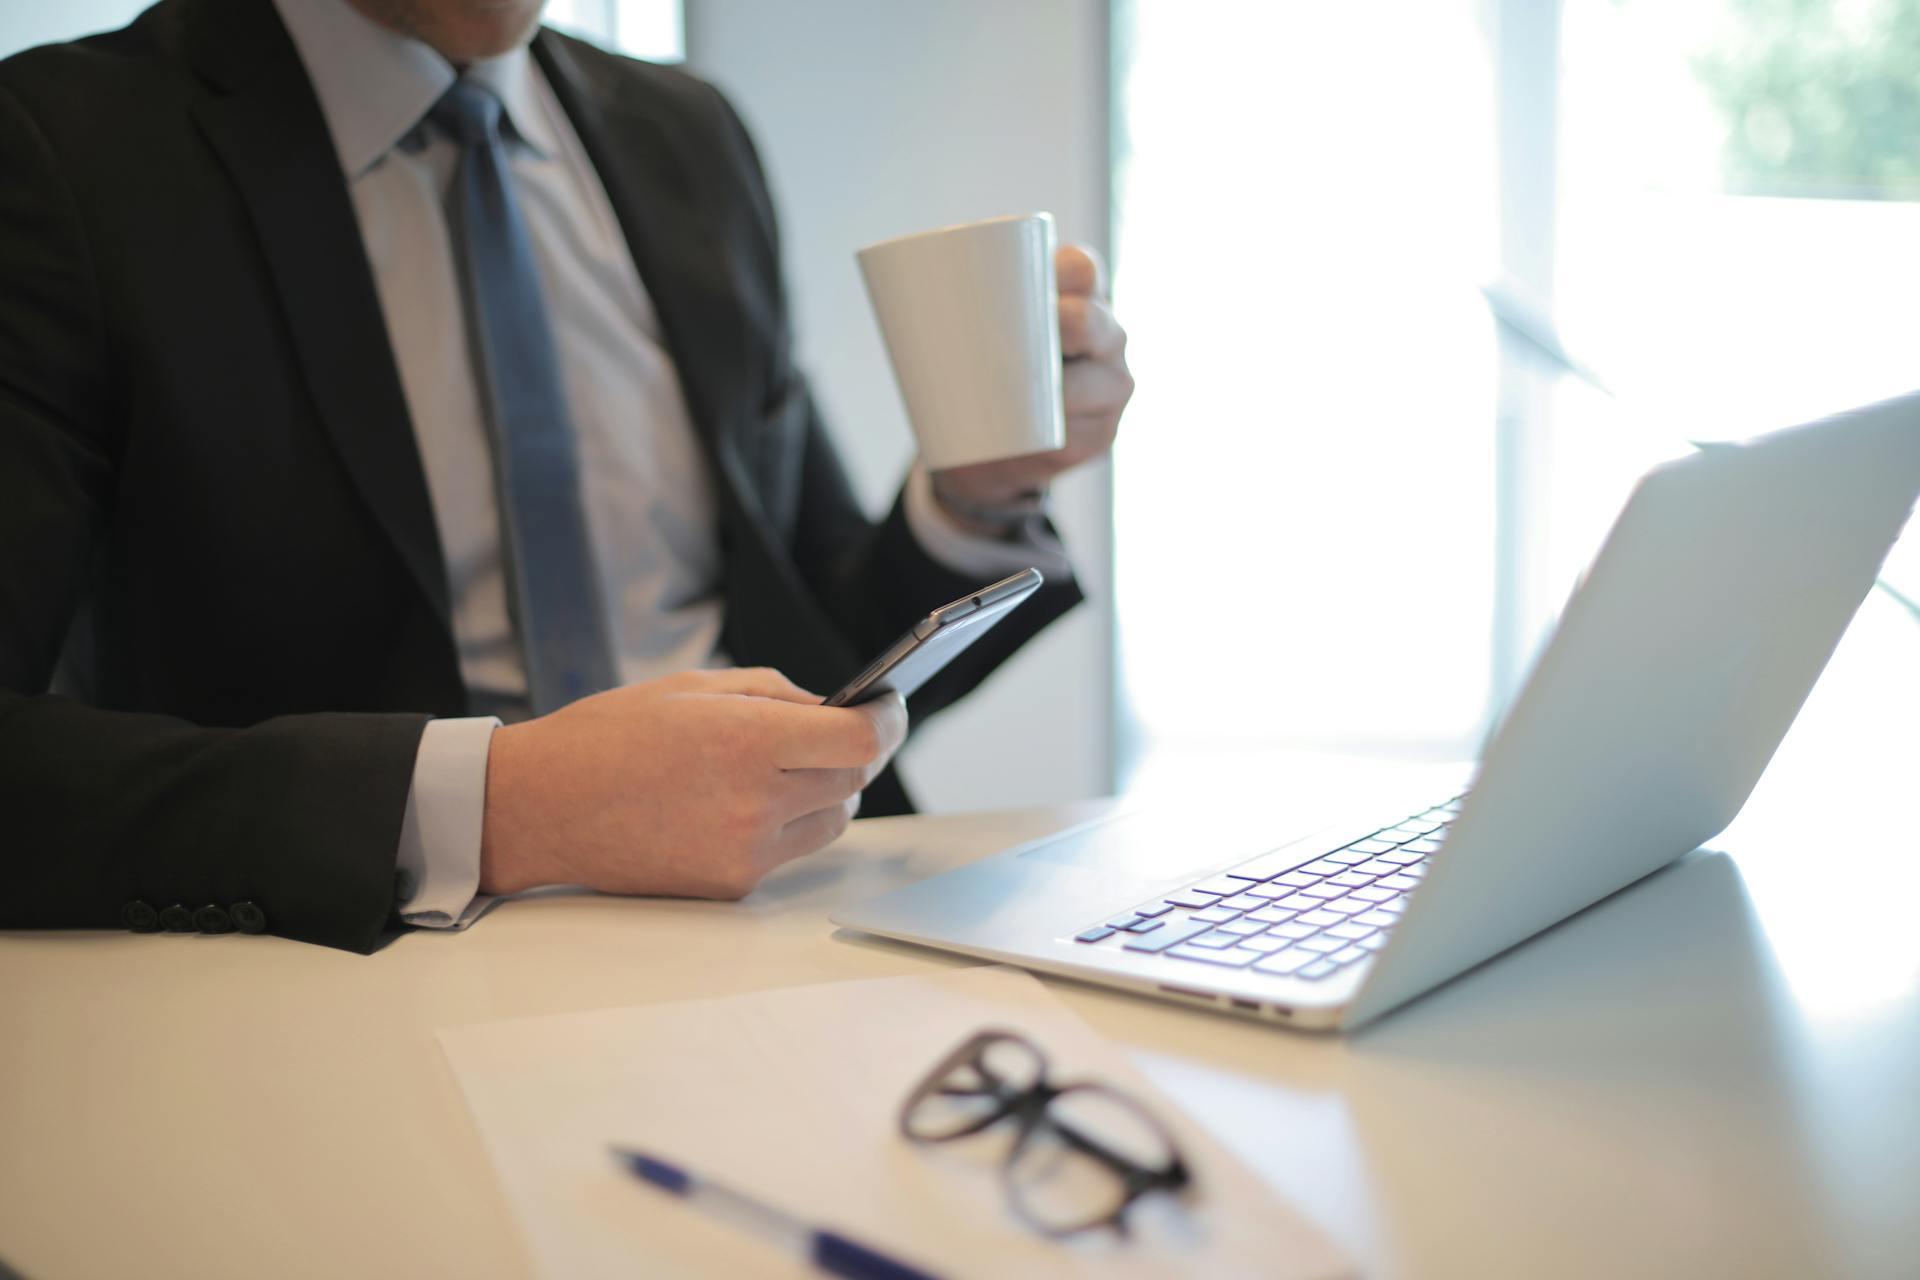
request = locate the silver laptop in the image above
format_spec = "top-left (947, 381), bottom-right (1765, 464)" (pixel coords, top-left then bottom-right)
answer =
top-left (833, 393), bottom-right (1920, 1030)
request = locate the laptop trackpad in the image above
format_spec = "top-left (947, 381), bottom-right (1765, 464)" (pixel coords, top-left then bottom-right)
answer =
top-left (1017, 807), bottom-right (1304, 885)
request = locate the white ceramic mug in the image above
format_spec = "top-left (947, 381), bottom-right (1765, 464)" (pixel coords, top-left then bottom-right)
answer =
top-left (857, 212), bottom-right (1065, 471)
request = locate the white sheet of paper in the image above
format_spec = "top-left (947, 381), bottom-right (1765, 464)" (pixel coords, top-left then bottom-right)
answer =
top-left (438, 966), bottom-right (1352, 1279)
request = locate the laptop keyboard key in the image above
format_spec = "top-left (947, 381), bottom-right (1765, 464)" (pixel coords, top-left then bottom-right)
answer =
top-left (1275, 871), bottom-right (1321, 888)
top-left (1217, 919), bottom-right (1267, 937)
top-left (1242, 935), bottom-right (1291, 953)
top-left (1254, 948), bottom-right (1316, 975)
top-left (1219, 893), bottom-right (1268, 911)
top-left (1168, 944), bottom-right (1263, 968)
top-left (1329, 871), bottom-right (1376, 888)
top-left (1298, 884), bottom-right (1345, 900)
top-left (1247, 906), bottom-right (1297, 924)
top-left (1270, 922), bottom-right (1318, 940)
top-left (1106, 915), bottom-right (1143, 931)
top-left (1347, 839), bottom-right (1397, 854)
top-left (1355, 909), bottom-right (1398, 928)
top-left (1296, 909), bottom-right (1342, 927)
top-left (1352, 887), bottom-right (1397, 902)
top-left (1121, 918), bottom-right (1213, 953)
top-left (1164, 891), bottom-right (1219, 909)
top-left (1223, 843), bottom-right (1334, 882)
top-left (1190, 906), bottom-right (1244, 923)
top-left (1332, 945), bottom-right (1368, 964)
top-left (1125, 918), bottom-right (1165, 935)
top-left (1378, 874), bottom-right (1419, 891)
top-left (1359, 933), bottom-right (1390, 950)
top-left (1241, 882), bottom-right (1294, 900)
top-left (1300, 960), bottom-right (1340, 979)
top-left (1277, 894), bottom-right (1324, 912)
top-left (1193, 877), bottom-right (1253, 896)
top-left (1133, 902), bottom-right (1175, 918)
top-left (1075, 926), bottom-right (1115, 943)
top-left (1298, 860), bottom-right (1345, 876)
top-left (1326, 922), bottom-right (1376, 941)
top-left (1297, 935), bottom-right (1344, 954)
top-left (1323, 849), bottom-right (1369, 865)
top-left (1188, 930), bottom-right (1241, 949)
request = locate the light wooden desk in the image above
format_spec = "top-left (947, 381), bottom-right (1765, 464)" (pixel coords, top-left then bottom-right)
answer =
top-left (5, 599), bottom-right (1919, 1278)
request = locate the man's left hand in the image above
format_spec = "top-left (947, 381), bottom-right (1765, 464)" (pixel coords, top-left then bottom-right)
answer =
top-left (929, 244), bottom-right (1132, 527)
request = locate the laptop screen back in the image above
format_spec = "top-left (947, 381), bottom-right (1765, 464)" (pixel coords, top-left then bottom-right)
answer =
top-left (1350, 394), bottom-right (1920, 1026)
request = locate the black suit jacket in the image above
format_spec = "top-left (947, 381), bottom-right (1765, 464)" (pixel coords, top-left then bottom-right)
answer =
top-left (0, 0), bottom-right (1079, 951)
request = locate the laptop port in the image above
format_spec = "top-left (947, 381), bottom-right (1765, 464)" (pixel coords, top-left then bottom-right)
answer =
top-left (1229, 998), bottom-right (1261, 1012)
top-left (1157, 984), bottom-right (1219, 1002)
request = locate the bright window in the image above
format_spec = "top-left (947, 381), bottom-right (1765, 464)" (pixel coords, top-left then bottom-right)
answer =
top-left (1112, 0), bottom-right (1501, 788)
top-left (1113, 0), bottom-right (1920, 795)
top-left (1554, 0), bottom-right (1920, 599)
top-left (543, 0), bottom-right (684, 61)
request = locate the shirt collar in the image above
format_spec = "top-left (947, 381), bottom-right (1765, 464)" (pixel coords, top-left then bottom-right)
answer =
top-left (270, 0), bottom-right (557, 180)
top-left (464, 49), bottom-right (560, 161)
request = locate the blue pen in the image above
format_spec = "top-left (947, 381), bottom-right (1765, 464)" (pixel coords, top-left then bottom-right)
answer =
top-left (611, 1146), bottom-right (945, 1280)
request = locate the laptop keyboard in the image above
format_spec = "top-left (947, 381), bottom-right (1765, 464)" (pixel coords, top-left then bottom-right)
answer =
top-left (1071, 796), bottom-right (1463, 982)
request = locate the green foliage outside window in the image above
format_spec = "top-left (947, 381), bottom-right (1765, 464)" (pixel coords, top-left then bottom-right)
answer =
top-left (1694, 0), bottom-right (1920, 199)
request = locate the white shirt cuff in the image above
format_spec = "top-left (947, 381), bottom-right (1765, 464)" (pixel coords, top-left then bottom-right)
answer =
top-left (395, 716), bottom-right (500, 930)
top-left (903, 464), bottom-right (1072, 581)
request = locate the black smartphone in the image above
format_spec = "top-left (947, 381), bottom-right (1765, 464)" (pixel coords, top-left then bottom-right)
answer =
top-left (824, 568), bottom-right (1045, 707)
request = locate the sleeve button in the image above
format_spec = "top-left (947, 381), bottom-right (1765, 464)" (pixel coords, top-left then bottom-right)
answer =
top-left (192, 904), bottom-right (234, 935)
top-left (158, 903), bottom-right (196, 933)
top-left (122, 901), bottom-right (160, 933)
top-left (230, 900), bottom-right (267, 934)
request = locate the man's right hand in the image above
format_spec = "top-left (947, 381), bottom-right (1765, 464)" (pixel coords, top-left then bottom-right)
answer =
top-left (477, 668), bottom-right (907, 899)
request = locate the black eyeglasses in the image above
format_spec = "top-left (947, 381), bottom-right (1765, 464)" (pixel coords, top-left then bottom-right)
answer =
top-left (898, 1028), bottom-right (1194, 1237)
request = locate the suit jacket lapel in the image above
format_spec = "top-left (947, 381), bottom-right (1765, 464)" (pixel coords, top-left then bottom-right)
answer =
top-left (531, 33), bottom-right (759, 475)
top-left (186, 0), bottom-right (451, 626)
top-left (536, 34), bottom-right (861, 688)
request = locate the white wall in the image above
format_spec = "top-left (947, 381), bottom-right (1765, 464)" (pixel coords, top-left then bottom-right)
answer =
top-left (685, 0), bottom-right (1117, 812)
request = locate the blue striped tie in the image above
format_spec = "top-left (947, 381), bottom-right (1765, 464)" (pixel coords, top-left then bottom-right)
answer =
top-left (432, 78), bottom-right (618, 714)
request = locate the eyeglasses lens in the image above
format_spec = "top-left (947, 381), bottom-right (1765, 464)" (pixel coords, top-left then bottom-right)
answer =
top-left (904, 1034), bottom-right (1046, 1141)
top-left (1007, 1086), bottom-right (1177, 1234)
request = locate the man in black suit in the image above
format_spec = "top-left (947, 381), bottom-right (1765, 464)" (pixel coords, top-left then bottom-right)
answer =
top-left (0, 0), bottom-right (1131, 951)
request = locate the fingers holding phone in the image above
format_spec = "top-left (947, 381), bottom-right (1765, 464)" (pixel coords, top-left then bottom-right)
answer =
top-left (477, 670), bottom-right (908, 901)
top-left (472, 563), bottom-right (1036, 905)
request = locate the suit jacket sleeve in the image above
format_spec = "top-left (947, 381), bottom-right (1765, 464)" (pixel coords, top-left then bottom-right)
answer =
top-left (0, 81), bottom-right (423, 953)
top-left (703, 83), bottom-right (1085, 724)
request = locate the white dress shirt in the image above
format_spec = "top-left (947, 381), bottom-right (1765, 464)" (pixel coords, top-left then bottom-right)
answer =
top-left (271, 0), bottom-right (1068, 928)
